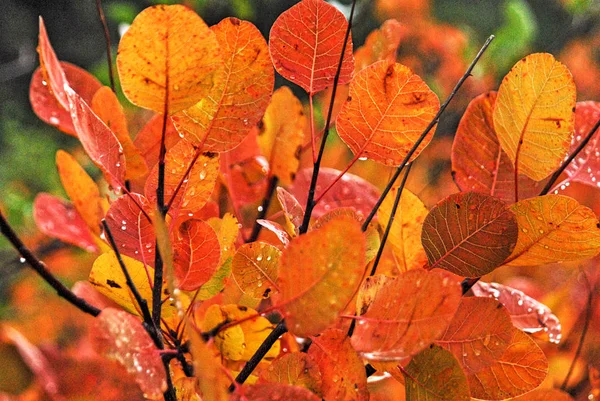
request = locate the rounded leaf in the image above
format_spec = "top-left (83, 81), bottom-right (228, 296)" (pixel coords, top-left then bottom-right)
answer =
top-left (232, 242), bottom-right (281, 299)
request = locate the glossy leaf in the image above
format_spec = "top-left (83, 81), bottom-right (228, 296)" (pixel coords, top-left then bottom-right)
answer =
top-left (436, 297), bottom-right (514, 374)
top-left (30, 62), bottom-right (102, 136)
top-left (269, 0), bottom-right (354, 94)
top-left (278, 216), bottom-right (366, 337)
top-left (133, 113), bottom-right (181, 170)
top-left (403, 345), bottom-right (470, 401)
top-left (351, 269), bottom-right (461, 361)
top-left (308, 329), bottom-right (369, 401)
top-left (37, 18), bottom-right (70, 111)
top-left (173, 17), bottom-right (273, 151)
top-left (421, 192), bottom-right (518, 277)
top-left (494, 53), bottom-right (576, 180)
top-left (472, 281), bottom-right (562, 344)
top-left (257, 86), bottom-right (306, 185)
top-left (92, 308), bottom-right (167, 399)
top-left (256, 219), bottom-right (291, 246)
top-left (277, 187), bottom-right (304, 236)
top-left (258, 352), bottom-right (322, 395)
top-left (117, 4), bottom-right (223, 114)
top-left (232, 242), bottom-right (281, 299)
top-left (564, 101), bottom-right (600, 188)
top-left (467, 330), bottom-right (548, 400)
top-left (33, 193), bottom-right (97, 252)
top-left (232, 384), bottom-right (321, 401)
top-left (336, 61), bottom-right (440, 166)
top-left (451, 92), bottom-right (544, 203)
top-left (505, 194), bottom-right (600, 266)
top-left (91, 86), bottom-right (148, 179)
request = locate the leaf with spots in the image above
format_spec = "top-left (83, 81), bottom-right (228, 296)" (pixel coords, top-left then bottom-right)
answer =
top-left (435, 297), bottom-right (514, 375)
top-left (493, 53), bottom-right (576, 181)
top-left (257, 86), bottom-right (306, 186)
top-left (232, 242), bottom-right (281, 299)
top-left (472, 281), bottom-right (562, 344)
top-left (351, 269), bottom-right (461, 362)
top-left (33, 193), bottom-right (98, 252)
top-left (277, 216), bottom-right (365, 337)
top-left (173, 17), bottom-right (273, 151)
top-left (117, 4), bottom-right (223, 114)
top-left (269, 0), bottom-right (354, 94)
top-left (504, 194), bottom-right (600, 266)
top-left (467, 329), bottom-right (548, 400)
top-left (564, 101), bottom-right (600, 189)
top-left (133, 113), bottom-right (181, 170)
top-left (92, 308), bottom-right (166, 399)
top-left (258, 352), bottom-right (322, 396)
top-left (421, 192), bottom-right (518, 277)
top-left (402, 345), bottom-right (470, 401)
top-left (451, 92), bottom-right (545, 203)
top-left (173, 219), bottom-right (221, 291)
top-left (232, 384), bottom-right (321, 401)
top-left (336, 61), bottom-right (440, 166)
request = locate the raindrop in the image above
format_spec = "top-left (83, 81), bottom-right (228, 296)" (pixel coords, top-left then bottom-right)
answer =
top-left (121, 225), bottom-right (127, 230)
top-left (49, 116), bottom-right (60, 125)
top-left (358, 156), bottom-right (368, 161)
top-left (19, 257), bottom-right (26, 263)
top-left (257, 205), bottom-right (264, 212)
top-left (199, 170), bottom-right (207, 180)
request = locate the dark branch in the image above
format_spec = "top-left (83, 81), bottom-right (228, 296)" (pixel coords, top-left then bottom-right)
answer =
top-left (94, 0), bottom-right (115, 92)
top-left (248, 176), bottom-right (279, 242)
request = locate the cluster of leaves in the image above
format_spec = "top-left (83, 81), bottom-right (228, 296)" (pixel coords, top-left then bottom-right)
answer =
top-left (2, 0), bottom-right (600, 400)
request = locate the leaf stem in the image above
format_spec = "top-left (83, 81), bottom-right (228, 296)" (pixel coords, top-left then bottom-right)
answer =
top-left (298, 0), bottom-right (357, 235)
top-left (539, 116), bottom-right (600, 196)
top-left (94, 0), bottom-right (116, 93)
top-left (0, 210), bottom-right (101, 317)
top-left (361, 35), bottom-right (495, 232)
top-left (248, 176), bottom-right (279, 243)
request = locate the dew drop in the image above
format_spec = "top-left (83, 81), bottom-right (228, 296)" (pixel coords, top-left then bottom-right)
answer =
top-left (49, 116), bottom-right (60, 125)
top-left (358, 156), bottom-right (368, 161)
top-left (522, 228), bottom-right (528, 233)
top-left (121, 225), bottom-right (127, 230)
top-left (257, 205), bottom-right (264, 212)
top-left (19, 257), bottom-right (26, 263)
top-left (199, 170), bottom-right (207, 180)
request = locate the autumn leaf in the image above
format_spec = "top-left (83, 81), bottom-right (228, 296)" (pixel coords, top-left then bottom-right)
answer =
top-left (277, 187), bottom-right (304, 236)
top-left (402, 345), bottom-right (470, 401)
top-left (258, 352), bottom-right (322, 396)
top-left (278, 216), bottom-right (366, 337)
top-left (269, 0), bottom-right (354, 94)
top-left (134, 113), bottom-right (181, 170)
top-left (564, 101), bottom-right (600, 188)
top-left (232, 242), bottom-right (281, 299)
top-left (117, 4), bottom-right (223, 114)
top-left (336, 60), bottom-right (440, 166)
top-left (33, 193), bottom-right (98, 252)
top-left (494, 53), bottom-right (576, 181)
top-left (37, 17), bottom-right (71, 111)
top-left (257, 86), bottom-right (306, 186)
top-left (421, 192), bottom-right (519, 277)
top-left (505, 194), bottom-right (600, 266)
top-left (307, 329), bottom-right (369, 401)
top-left (256, 219), bottom-right (291, 246)
top-left (355, 274), bottom-right (391, 316)
top-left (512, 389), bottom-right (574, 400)
top-left (354, 19), bottom-right (403, 73)
top-left (232, 384), bottom-right (321, 401)
top-left (435, 297), bottom-right (514, 374)
top-left (351, 269), bottom-right (461, 361)
top-left (173, 17), bottom-right (273, 152)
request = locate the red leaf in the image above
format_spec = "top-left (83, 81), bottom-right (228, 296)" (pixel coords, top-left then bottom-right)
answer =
top-left (33, 193), bottom-right (98, 252)
top-left (232, 383), bottom-right (321, 401)
top-left (133, 114), bottom-right (181, 171)
top-left (37, 17), bottom-right (70, 111)
top-left (564, 101), bottom-right (600, 188)
top-left (269, 0), bottom-right (354, 94)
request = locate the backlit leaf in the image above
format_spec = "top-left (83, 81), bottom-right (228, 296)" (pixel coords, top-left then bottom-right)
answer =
top-left (92, 308), bottom-right (167, 399)
top-left (351, 269), bottom-right (461, 361)
top-left (421, 192), bottom-right (518, 277)
top-left (173, 17), bottom-right (273, 152)
top-left (33, 193), bottom-right (97, 252)
top-left (117, 4), bottom-right (223, 114)
top-left (232, 384), bottom-right (321, 401)
top-left (451, 92), bottom-right (544, 203)
top-left (307, 328), bottom-right (369, 401)
top-left (269, 0), bottom-right (354, 94)
top-left (467, 330), bottom-right (548, 400)
top-left (505, 194), bottom-right (600, 266)
top-left (512, 389), bottom-right (574, 400)
top-left (232, 242), bottom-right (281, 299)
top-left (564, 101), bottom-right (600, 188)
top-left (37, 17), bottom-right (70, 111)
top-left (258, 352), bottom-right (322, 395)
top-left (494, 53), bottom-right (576, 181)
top-left (336, 61), bottom-right (440, 166)
top-left (472, 281), bottom-right (562, 344)
top-left (173, 219), bottom-right (221, 291)
top-left (277, 187), bottom-right (304, 236)
top-left (91, 86), bottom-right (148, 180)
top-left (30, 62), bottom-right (102, 136)
top-left (134, 113), bottom-right (181, 170)
top-left (402, 345), bottom-right (470, 401)
top-left (278, 216), bottom-right (366, 337)
top-left (256, 219), bottom-right (291, 246)
top-left (436, 297), bottom-right (514, 374)
top-left (257, 86), bottom-right (306, 185)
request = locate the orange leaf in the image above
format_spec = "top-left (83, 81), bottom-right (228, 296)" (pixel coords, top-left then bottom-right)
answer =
top-left (564, 101), bottom-right (600, 188)
top-left (494, 53), bottom-right (576, 181)
top-left (173, 17), bottom-right (273, 151)
top-left (512, 389), bottom-right (574, 401)
top-left (233, 384), bottom-right (321, 401)
top-left (354, 19), bottom-right (403, 73)
top-left (278, 216), bottom-right (366, 337)
top-left (436, 297), bottom-right (514, 375)
top-left (351, 269), bottom-right (461, 362)
top-left (336, 61), bottom-right (440, 166)
top-left (232, 242), bottom-right (281, 299)
top-left (258, 352), bottom-right (322, 396)
top-left (451, 92), bottom-right (545, 203)
top-left (117, 4), bottom-right (223, 114)
top-left (308, 328), bottom-right (369, 401)
top-left (173, 219), bottom-right (221, 291)
top-left (402, 345), bottom-right (470, 401)
top-left (134, 113), bottom-right (181, 170)
top-left (421, 192), bottom-right (518, 277)
top-left (91, 86), bottom-right (148, 179)
top-left (269, 0), bottom-right (354, 94)
top-left (467, 330), bottom-right (548, 400)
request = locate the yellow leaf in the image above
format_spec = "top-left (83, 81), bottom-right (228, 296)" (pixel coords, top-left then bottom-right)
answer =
top-left (232, 242), bottom-right (281, 299)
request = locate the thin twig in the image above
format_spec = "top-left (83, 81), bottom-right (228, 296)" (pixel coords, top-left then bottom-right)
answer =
top-left (0, 211), bottom-right (101, 317)
top-left (248, 176), bottom-right (279, 242)
top-left (94, 0), bottom-right (115, 92)
top-left (361, 35), bottom-right (496, 232)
